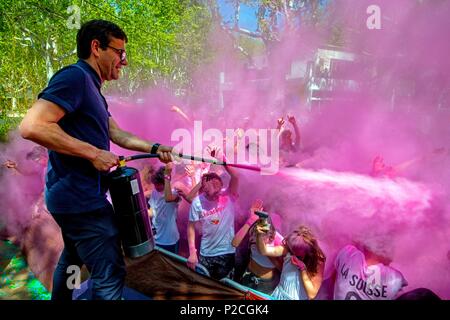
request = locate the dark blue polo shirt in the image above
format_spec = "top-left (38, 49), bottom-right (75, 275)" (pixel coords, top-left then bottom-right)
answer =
top-left (39, 59), bottom-right (111, 214)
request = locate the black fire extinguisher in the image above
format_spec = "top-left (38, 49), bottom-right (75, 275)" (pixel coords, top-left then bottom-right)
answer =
top-left (108, 156), bottom-right (156, 258)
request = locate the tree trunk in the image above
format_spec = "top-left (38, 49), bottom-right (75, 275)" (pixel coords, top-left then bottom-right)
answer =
top-left (45, 39), bottom-right (54, 81)
top-left (234, 0), bottom-right (241, 31)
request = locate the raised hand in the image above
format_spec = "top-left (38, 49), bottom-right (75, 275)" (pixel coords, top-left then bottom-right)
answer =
top-left (245, 199), bottom-right (263, 226)
top-left (250, 199), bottom-right (264, 215)
top-left (287, 115), bottom-right (296, 125)
top-left (277, 117), bottom-right (285, 129)
top-left (185, 163), bottom-right (195, 177)
top-left (170, 105), bottom-right (181, 113)
top-left (206, 144), bottom-right (221, 159)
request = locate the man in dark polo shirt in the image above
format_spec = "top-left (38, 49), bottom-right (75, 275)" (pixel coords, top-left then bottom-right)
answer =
top-left (19, 20), bottom-right (173, 300)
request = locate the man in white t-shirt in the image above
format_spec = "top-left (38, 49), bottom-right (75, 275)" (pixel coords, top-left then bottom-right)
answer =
top-left (149, 163), bottom-right (190, 254)
top-left (332, 244), bottom-right (408, 300)
top-left (186, 150), bottom-right (239, 280)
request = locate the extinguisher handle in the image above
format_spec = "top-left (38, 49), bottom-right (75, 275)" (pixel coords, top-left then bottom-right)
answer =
top-left (118, 156), bottom-right (127, 167)
top-left (123, 153), bottom-right (161, 162)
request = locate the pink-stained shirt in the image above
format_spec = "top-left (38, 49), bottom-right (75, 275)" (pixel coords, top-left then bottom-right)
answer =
top-left (333, 245), bottom-right (408, 300)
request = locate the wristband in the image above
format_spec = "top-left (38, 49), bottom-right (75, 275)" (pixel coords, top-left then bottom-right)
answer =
top-left (150, 143), bottom-right (161, 154)
top-left (164, 174), bottom-right (171, 181)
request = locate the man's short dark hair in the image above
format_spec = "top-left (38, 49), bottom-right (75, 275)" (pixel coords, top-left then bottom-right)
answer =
top-left (77, 20), bottom-right (128, 59)
top-left (199, 172), bottom-right (223, 193)
top-left (202, 172), bottom-right (223, 184)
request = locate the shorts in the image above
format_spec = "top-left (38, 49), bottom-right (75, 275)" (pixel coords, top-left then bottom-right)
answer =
top-left (199, 253), bottom-right (235, 280)
top-left (241, 270), bottom-right (280, 295)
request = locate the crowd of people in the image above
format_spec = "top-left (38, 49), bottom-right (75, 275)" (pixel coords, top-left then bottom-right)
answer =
top-left (2, 102), bottom-right (443, 301)
top-left (1, 140), bottom-right (443, 300)
top-left (140, 110), bottom-right (444, 300)
top-left (141, 143), bottom-right (442, 300)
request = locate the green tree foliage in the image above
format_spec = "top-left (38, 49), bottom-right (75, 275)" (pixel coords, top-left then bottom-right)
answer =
top-left (0, 0), bottom-right (213, 140)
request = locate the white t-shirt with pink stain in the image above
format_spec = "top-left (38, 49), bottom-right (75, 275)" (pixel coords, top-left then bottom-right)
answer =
top-left (189, 193), bottom-right (236, 257)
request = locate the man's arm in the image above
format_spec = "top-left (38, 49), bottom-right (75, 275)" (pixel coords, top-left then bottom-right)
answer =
top-left (163, 163), bottom-right (180, 202)
top-left (185, 163), bottom-right (197, 188)
top-left (297, 260), bottom-right (324, 300)
top-left (172, 181), bottom-right (193, 204)
top-left (232, 199), bottom-right (263, 247)
top-left (208, 146), bottom-right (239, 197)
top-left (170, 105), bottom-right (191, 125)
top-left (223, 159), bottom-right (239, 197)
top-left (276, 117), bottom-right (285, 130)
top-left (109, 117), bottom-right (173, 162)
top-left (20, 99), bottom-right (117, 171)
top-left (187, 221), bottom-right (198, 270)
top-left (255, 225), bottom-right (287, 257)
top-left (276, 117), bottom-right (285, 140)
top-left (184, 181), bottom-right (202, 203)
top-left (287, 115), bottom-right (301, 150)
